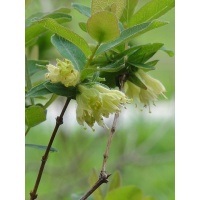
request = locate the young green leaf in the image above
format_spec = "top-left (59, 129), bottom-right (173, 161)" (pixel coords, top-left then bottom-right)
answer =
top-left (25, 8), bottom-right (71, 27)
top-left (80, 58), bottom-right (124, 81)
top-left (87, 11), bottom-right (120, 43)
top-left (26, 81), bottom-right (52, 98)
top-left (120, 0), bottom-right (139, 27)
top-left (79, 22), bottom-right (87, 32)
top-left (127, 43), bottom-right (164, 63)
top-left (129, 0), bottom-right (175, 27)
top-left (51, 35), bottom-right (86, 71)
top-left (88, 169), bottom-right (103, 200)
top-left (71, 3), bottom-right (91, 17)
top-left (145, 60), bottom-right (159, 67)
top-left (25, 144), bottom-right (58, 152)
top-left (104, 186), bottom-right (143, 200)
top-left (91, 0), bottom-right (126, 19)
top-left (128, 63), bottom-right (155, 71)
top-left (108, 171), bottom-right (122, 191)
top-left (44, 82), bottom-right (77, 98)
top-left (96, 20), bottom-right (168, 55)
top-left (112, 45), bottom-right (142, 60)
top-left (25, 14), bottom-right (72, 46)
top-left (26, 18), bottom-right (91, 57)
top-left (27, 60), bottom-right (49, 76)
top-left (25, 105), bottom-right (46, 128)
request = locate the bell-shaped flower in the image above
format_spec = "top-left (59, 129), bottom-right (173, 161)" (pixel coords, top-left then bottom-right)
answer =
top-left (124, 69), bottom-right (166, 112)
top-left (76, 84), bottom-right (130, 129)
top-left (45, 59), bottom-right (80, 87)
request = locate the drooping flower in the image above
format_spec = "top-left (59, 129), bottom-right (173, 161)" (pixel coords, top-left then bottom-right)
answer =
top-left (124, 69), bottom-right (166, 112)
top-left (76, 84), bottom-right (130, 129)
top-left (45, 59), bottom-right (80, 87)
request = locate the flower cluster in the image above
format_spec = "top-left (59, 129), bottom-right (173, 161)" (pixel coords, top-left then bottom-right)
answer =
top-left (45, 59), bottom-right (80, 87)
top-left (76, 84), bottom-right (130, 129)
top-left (124, 69), bottom-right (166, 112)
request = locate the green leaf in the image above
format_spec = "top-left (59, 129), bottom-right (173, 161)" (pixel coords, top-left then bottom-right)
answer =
top-left (25, 105), bottom-right (46, 128)
top-left (87, 11), bottom-right (120, 43)
top-left (88, 169), bottom-right (103, 200)
top-left (25, 8), bottom-right (71, 27)
top-left (91, 0), bottom-right (126, 19)
top-left (25, 13), bottom-right (44, 27)
top-left (113, 45), bottom-right (142, 60)
top-left (127, 43), bottom-right (164, 63)
top-left (108, 171), bottom-right (122, 191)
top-left (30, 18), bottom-right (91, 57)
top-left (72, 3), bottom-right (91, 17)
top-left (25, 13), bottom-right (72, 46)
top-left (160, 46), bottom-right (174, 57)
top-left (96, 20), bottom-right (168, 55)
top-left (129, 0), bottom-right (175, 26)
top-left (44, 82), bottom-right (77, 98)
top-left (27, 60), bottom-right (49, 76)
top-left (128, 73), bottom-right (147, 90)
top-left (25, 144), bottom-right (58, 152)
top-left (51, 34), bottom-right (86, 71)
top-left (145, 60), bottom-right (159, 67)
top-left (26, 81), bottom-right (52, 98)
top-left (129, 63), bottom-right (155, 71)
top-left (81, 58), bottom-right (124, 81)
top-left (120, 0), bottom-right (139, 27)
top-left (79, 22), bottom-right (87, 32)
top-left (53, 8), bottom-right (71, 14)
top-left (105, 186), bottom-right (143, 200)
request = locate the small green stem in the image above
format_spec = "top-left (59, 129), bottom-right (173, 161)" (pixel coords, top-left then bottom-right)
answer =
top-left (43, 94), bottom-right (58, 109)
top-left (85, 43), bottom-right (101, 68)
top-left (25, 55), bottom-right (34, 105)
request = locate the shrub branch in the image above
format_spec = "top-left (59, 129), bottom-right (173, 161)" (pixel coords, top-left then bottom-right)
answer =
top-left (29, 98), bottom-right (71, 200)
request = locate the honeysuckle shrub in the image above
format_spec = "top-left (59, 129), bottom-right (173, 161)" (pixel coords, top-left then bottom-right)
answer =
top-left (25, 0), bottom-right (174, 199)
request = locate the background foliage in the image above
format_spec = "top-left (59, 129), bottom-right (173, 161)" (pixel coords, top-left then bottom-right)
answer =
top-left (25, 0), bottom-right (175, 199)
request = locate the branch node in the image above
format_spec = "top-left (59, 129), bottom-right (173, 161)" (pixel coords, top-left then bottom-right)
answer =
top-left (111, 127), bottom-right (115, 132)
top-left (103, 153), bottom-right (108, 160)
top-left (41, 156), bottom-right (47, 162)
top-left (100, 171), bottom-right (111, 183)
top-left (56, 116), bottom-right (63, 125)
top-left (30, 192), bottom-right (37, 200)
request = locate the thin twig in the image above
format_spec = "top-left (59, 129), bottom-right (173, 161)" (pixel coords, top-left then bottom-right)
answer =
top-left (30, 98), bottom-right (71, 200)
top-left (80, 74), bottom-right (127, 200)
top-left (101, 112), bottom-right (119, 172)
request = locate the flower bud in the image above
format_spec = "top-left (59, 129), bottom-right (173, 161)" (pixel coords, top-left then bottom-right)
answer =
top-left (45, 59), bottom-right (80, 87)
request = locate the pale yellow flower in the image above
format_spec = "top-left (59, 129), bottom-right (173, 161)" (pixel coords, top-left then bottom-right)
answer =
top-left (124, 69), bottom-right (166, 112)
top-left (76, 84), bottom-right (130, 129)
top-left (136, 69), bottom-right (166, 98)
top-left (45, 59), bottom-right (80, 87)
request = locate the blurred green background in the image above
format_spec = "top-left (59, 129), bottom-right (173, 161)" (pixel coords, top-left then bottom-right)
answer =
top-left (25, 0), bottom-right (175, 200)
